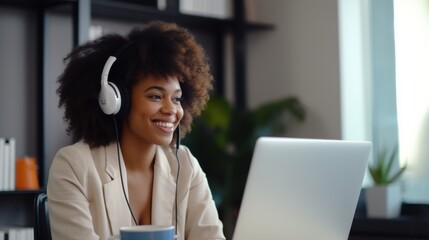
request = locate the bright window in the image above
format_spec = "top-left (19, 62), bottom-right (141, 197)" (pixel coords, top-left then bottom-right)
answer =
top-left (394, 0), bottom-right (429, 203)
top-left (339, 0), bottom-right (429, 203)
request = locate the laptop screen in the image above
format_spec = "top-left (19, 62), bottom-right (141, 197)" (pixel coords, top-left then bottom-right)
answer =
top-left (232, 137), bottom-right (371, 240)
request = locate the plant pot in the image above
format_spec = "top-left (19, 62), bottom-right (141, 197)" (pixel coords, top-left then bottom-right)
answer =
top-left (365, 184), bottom-right (402, 218)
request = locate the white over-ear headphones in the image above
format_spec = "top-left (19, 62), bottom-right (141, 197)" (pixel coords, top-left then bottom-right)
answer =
top-left (98, 41), bottom-right (136, 115)
top-left (98, 56), bottom-right (122, 115)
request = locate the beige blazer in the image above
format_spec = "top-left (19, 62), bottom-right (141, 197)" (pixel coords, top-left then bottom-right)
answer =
top-left (47, 141), bottom-right (225, 240)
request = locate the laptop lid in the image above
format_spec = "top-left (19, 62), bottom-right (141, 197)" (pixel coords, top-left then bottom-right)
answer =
top-left (232, 137), bottom-right (371, 240)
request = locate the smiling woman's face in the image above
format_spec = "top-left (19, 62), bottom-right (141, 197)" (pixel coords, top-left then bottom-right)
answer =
top-left (123, 74), bottom-right (184, 147)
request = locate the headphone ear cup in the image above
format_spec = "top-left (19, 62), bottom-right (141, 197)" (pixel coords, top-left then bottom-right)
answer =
top-left (113, 80), bottom-right (130, 118)
top-left (98, 82), bottom-right (122, 115)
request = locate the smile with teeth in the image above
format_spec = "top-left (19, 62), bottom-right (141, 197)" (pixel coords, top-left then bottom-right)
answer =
top-left (153, 121), bottom-right (174, 129)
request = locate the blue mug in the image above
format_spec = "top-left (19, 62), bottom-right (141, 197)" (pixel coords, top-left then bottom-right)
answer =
top-left (119, 225), bottom-right (175, 240)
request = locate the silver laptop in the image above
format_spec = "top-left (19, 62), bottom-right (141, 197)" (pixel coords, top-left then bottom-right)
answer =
top-left (232, 137), bottom-right (371, 240)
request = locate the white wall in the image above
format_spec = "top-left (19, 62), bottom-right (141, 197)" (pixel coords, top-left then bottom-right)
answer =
top-left (244, 1), bottom-right (377, 189)
top-left (246, 0), bottom-right (342, 140)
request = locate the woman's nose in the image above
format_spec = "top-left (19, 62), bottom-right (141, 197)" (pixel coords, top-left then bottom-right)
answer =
top-left (161, 100), bottom-right (177, 114)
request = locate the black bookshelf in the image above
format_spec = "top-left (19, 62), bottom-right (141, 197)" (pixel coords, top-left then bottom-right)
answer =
top-left (0, 190), bottom-right (44, 227)
top-left (91, 0), bottom-right (273, 31)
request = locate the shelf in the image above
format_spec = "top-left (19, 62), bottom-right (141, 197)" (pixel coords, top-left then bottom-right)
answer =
top-left (0, 0), bottom-right (274, 32)
top-left (0, 192), bottom-right (41, 227)
top-left (0, 0), bottom-right (74, 8)
top-left (0, 189), bottom-right (44, 195)
top-left (91, 0), bottom-right (273, 32)
top-left (0, 0), bottom-right (39, 8)
top-left (93, 0), bottom-right (226, 30)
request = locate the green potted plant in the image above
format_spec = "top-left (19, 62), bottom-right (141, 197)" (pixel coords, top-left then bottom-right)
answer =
top-left (366, 145), bottom-right (407, 218)
top-left (183, 95), bottom-right (306, 237)
top-left (368, 145), bottom-right (407, 184)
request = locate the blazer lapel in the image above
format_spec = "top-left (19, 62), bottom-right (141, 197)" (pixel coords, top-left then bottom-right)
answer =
top-left (97, 143), bottom-right (133, 235)
top-left (152, 146), bottom-right (177, 226)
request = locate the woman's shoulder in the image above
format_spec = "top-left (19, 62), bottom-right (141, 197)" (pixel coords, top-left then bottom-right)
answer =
top-left (52, 141), bottom-right (98, 171)
top-left (55, 141), bottom-right (91, 158)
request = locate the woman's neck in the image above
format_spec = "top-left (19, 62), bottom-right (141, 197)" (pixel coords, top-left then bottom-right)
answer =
top-left (120, 134), bottom-right (157, 172)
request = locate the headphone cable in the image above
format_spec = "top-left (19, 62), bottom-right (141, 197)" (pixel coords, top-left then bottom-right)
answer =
top-left (174, 126), bottom-right (181, 236)
top-left (113, 115), bottom-right (139, 225)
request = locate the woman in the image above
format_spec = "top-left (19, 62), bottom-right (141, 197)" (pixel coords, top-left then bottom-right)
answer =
top-left (47, 21), bottom-right (225, 240)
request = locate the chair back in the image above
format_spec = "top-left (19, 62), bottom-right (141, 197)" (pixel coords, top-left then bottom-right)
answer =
top-left (34, 192), bottom-right (52, 240)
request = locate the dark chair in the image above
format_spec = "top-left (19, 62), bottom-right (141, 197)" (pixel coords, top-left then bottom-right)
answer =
top-left (34, 192), bottom-right (52, 240)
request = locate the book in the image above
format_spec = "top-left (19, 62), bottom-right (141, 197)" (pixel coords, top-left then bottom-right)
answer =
top-left (2, 138), bottom-right (10, 191)
top-left (0, 137), bottom-right (17, 191)
top-left (245, 0), bottom-right (257, 22)
top-left (0, 227), bottom-right (34, 240)
top-left (0, 138), bottom-right (4, 190)
top-left (179, 0), bottom-right (232, 19)
top-left (8, 138), bottom-right (16, 191)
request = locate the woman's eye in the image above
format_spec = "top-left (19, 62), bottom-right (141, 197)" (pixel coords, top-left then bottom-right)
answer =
top-left (150, 94), bottom-right (162, 100)
top-left (174, 97), bottom-right (183, 103)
